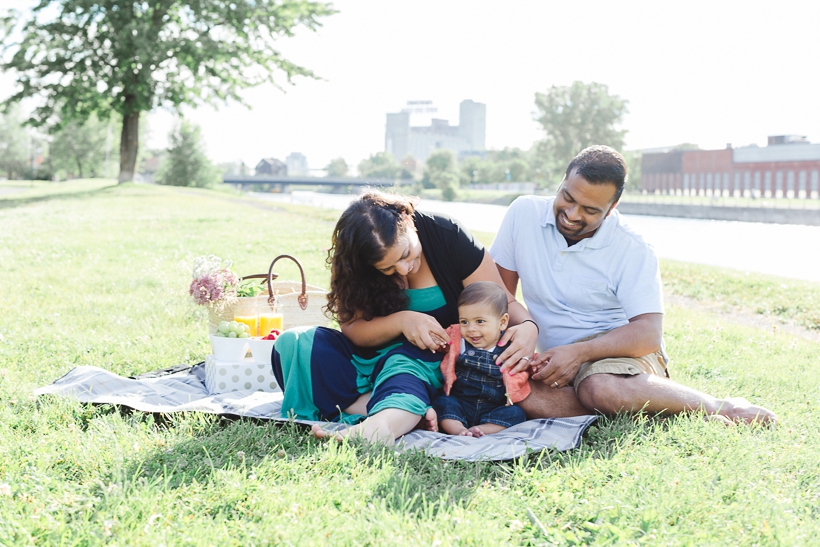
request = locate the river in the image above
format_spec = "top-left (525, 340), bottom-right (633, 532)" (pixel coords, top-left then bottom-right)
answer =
top-left (253, 191), bottom-right (820, 284)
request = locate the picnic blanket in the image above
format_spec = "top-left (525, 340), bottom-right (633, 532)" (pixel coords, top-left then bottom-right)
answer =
top-left (34, 364), bottom-right (597, 462)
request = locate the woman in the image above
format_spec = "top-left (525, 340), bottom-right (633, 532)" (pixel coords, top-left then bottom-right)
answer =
top-left (272, 190), bottom-right (539, 443)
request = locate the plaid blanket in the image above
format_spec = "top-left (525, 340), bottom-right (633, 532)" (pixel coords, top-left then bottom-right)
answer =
top-left (34, 364), bottom-right (597, 462)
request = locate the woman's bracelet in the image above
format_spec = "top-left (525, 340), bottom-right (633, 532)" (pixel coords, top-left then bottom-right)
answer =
top-left (521, 319), bottom-right (540, 334)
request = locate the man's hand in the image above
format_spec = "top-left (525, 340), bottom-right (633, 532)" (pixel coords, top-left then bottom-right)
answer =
top-left (529, 314), bottom-right (664, 388)
top-left (496, 320), bottom-right (538, 374)
top-left (529, 344), bottom-right (587, 389)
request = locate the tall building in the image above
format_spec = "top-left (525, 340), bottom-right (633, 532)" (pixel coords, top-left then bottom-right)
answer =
top-left (285, 152), bottom-right (308, 176)
top-left (641, 136), bottom-right (820, 198)
top-left (458, 99), bottom-right (486, 151)
top-left (385, 99), bottom-right (486, 165)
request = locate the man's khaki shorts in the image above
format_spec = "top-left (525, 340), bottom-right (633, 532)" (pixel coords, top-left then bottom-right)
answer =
top-left (572, 331), bottom-right (669, 389)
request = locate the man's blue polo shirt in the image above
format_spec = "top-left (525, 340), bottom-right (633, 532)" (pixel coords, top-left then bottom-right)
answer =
top-left (490, 195), bottom-right (664, 351)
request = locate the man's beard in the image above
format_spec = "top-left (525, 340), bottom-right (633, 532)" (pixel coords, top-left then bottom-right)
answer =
top-left (555, 209), bottom-right (587, 239)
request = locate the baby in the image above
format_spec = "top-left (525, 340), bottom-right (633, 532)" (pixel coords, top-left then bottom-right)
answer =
top-left (433, 281), bottom-right (528, 437)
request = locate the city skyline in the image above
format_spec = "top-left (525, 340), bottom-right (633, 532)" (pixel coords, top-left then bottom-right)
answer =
top-left (386, 99), bottom-right (486, 166)
top-left (1, 0), bottom-right (819, 175)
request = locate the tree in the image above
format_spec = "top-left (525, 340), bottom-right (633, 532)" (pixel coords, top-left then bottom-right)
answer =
top-left (436, 171), bottom-right (459, 201)
top-left (49, 114), bottom-right (110, 178)
top-left (325, 157), bottom-right (348, 177)
top-left (507, 157), bottom-right (529, 182)
top-left (421, 149), bottom-right (456, 188)
top-left (154, 120), bottom-right (219, 188)
top-left (459, 156), bottom-right (484, 185)
top-left (534, 81), bottom-right (628, 186)
top-left (358, 152), bottom-right (400, 180)
top-left (216, 160), bottom-right (244, 176)
top-left (422, 149), bottom-right (459, 200)
top-left (0, 105), bottom-right (30, 179)
top-left (622, 149), bottom-right (642, 192)
top-left (459, 148), bottom-right (537, 186)
top-left (1, 0), bottom-right (335, 183)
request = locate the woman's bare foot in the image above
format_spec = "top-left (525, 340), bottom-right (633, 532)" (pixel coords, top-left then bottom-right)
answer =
top-left (311, 421), bottom-right (393, 444)
top-left (310, 408), bottom-right (426, 445)
top-left (311, 423), bottom-right (345, 441)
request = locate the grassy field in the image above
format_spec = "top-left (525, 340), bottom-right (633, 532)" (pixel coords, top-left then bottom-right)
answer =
top-left (1, 181), bottom-right (818, 546)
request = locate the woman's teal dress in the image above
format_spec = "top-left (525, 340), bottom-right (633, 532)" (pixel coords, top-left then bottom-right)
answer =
top-left (271, 210), bottom-right (486, 423)
top-left (272, 286), bottom-right (448, 423)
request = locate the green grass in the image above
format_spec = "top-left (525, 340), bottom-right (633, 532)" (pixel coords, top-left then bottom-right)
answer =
top-left (1, 181), bottom-right (819, 546)
top-left (661, 260), bottom-right (820, 331)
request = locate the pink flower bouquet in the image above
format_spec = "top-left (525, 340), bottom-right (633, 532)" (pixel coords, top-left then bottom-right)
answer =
top-left (189, 255), bottom-right (240, 311)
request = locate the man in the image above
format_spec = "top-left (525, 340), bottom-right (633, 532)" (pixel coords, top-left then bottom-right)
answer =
top-left (491, 145), bottom-right (775, 425)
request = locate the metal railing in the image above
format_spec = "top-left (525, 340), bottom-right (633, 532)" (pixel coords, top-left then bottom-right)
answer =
top-left (620, 191), bottom-right (820, 210)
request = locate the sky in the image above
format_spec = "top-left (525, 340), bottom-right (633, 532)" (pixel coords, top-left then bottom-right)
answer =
top-left (1, 0), bottom-right (819, 173)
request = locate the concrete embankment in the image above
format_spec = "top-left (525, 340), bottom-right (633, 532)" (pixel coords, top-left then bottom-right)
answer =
top-left (617, 202), bottom-right (820, 226)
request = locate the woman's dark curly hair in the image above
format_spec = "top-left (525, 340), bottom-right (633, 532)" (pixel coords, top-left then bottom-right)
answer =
top-left (325, 190), bottom-right (419, 324)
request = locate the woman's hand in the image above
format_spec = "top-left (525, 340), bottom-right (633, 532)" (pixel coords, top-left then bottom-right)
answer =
top-left (495, 320), bottom-right (539, 375)
top-left (397, 310), bottom-right (450, 353)
top-left (342, 310), bottom-right (448, 349)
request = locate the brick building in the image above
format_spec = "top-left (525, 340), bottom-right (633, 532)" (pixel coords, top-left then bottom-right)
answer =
top-left (641, 136), bottom-right (820, 198)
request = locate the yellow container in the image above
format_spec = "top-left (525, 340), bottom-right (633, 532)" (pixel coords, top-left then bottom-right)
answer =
top-left (233, 315), bottom-right (258, 337)
top-left (259, 313), bottom-right (284, 337)
top-left (233, 298), bottom-right (259, 337)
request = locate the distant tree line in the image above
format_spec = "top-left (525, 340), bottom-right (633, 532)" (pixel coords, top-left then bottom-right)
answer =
top-left (0, 105), bottom-right (119, 180)
top-left (1, 78), bottom-right (642, 195)
top-left (0, 105), bottom-right (220, 188)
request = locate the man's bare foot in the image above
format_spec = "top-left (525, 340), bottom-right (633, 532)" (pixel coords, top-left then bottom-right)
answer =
top-left (716, 397), bottom-right (777, 426)
top-left (703, 414), bottom-right (735, 427)
top-left (414, 408), bottom-right (439, 432)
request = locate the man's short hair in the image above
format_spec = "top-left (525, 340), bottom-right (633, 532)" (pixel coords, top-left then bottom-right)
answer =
top-left (565, 145), bottom-right (628, 203)
top-left (458, 281), bottom-right (508, 317)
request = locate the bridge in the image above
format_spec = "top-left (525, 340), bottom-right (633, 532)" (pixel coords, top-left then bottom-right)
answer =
top-left (222, 175), bottom-right (413, 191)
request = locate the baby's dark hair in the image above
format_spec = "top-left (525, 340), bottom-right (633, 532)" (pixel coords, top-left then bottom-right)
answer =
top-left (458, 281), bottom-right (508, 317)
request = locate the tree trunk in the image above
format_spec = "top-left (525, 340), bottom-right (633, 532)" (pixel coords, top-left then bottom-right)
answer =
top-left (118, 109), bottom-right (140, 183)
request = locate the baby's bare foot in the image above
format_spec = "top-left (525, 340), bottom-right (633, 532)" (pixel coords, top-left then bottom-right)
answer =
top-left (414, 408), bottom-right (439, 432)
top-left (467, 426), bottom-right (486, 438)
top-left (458, 429), bottom-right (474, 437)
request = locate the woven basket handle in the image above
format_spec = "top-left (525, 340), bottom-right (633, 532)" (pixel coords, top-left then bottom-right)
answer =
top-left (267, 254), bottom-right (308, 310)
top-left (240, 273), bottom-right (279, 284)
